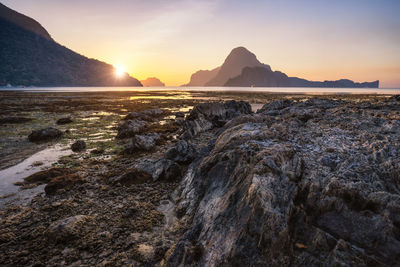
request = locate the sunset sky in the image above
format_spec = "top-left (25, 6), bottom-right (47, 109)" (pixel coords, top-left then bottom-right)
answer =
top-left (3, 0), bottom-right (400, 87)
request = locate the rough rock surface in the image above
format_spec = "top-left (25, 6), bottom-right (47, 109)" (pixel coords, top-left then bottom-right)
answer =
top-left (116, 119), bottom-right (147, 139)
top-left (167, 98), bottom-right (400, 266)
top-left (126, 133), bottom-right (161, 152)
top-left (181, 100), bottom-right (252, 138)
top-left (28, 127), bottom-right (63, 142)
top-left (71, 140), bottom-right (86, 152)
top-left (165, 140), bottom-right (198, 164)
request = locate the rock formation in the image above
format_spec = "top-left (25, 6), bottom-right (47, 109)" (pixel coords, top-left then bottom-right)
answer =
top-left (166, 98), bottom-right (400, 266)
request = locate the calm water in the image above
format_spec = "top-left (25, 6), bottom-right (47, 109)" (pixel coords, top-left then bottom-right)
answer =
top-left (1, 86), bottom-right (400, 94)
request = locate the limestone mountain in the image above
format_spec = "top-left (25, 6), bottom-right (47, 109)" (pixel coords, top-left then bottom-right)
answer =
top-left (186, 46), bottom-right (378, 88)
top-left (183, 67), bottom-right (220, 86)
top-left (0, 3), bottom-right (142, 87)
top-left (205, 47), bottom-right (270, 86)
top-left (225, 66), bottom-right (379, 88)
top-left (140, 77), bottom-right (165, 87)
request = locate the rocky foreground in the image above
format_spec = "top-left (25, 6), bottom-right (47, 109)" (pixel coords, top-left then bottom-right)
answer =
top-left (1, 95), bottom-right (400, 266)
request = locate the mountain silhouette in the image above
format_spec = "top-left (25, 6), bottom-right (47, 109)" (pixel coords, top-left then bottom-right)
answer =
top-left (186, 46), bottom-right (379, 88)
top-left (184, 67), bottom-right (220, 86)
top-left (0, 3), bottom-right (142, 87)
top-left (225, 66), bottom-right (379, 88)
top-left (140, 77), bottom-right (165, 87)
top-left (205, 47), bottom-right (270, 86)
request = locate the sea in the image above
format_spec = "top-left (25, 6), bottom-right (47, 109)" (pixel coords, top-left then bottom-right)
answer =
top-left (1, 86), bottom-right (400, 94)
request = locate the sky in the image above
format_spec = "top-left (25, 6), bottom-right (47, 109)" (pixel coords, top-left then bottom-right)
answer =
top-left (2, 0), bottom-right (400, 87)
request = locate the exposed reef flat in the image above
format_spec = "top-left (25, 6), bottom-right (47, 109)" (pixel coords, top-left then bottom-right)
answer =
top-left (0, 91), bottom-right (399, 266)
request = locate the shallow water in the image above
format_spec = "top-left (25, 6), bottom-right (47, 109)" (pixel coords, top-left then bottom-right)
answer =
top-left (1, 86), bottom-right (400, 94)
top-left (0, 144), bottom-right (71, 208)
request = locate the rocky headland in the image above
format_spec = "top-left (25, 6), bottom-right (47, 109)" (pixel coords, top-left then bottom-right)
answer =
top-left (0, 91), bottom-right (399, 266)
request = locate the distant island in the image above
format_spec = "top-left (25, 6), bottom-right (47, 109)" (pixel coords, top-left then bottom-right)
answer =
top-left (140, 77), bottom-right (165, 87)
top-left (185, 47), bottom-right (379, 88)
top-left (0, 3), bottom-right (142, 87)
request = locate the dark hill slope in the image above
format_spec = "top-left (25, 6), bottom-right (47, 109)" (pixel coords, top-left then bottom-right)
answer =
top-left (0, 5), bottom-right (141, 86)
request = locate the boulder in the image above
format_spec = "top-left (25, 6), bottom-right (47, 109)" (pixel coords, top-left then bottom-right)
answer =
top-left (134, 159), bottom-right (182, 182)
top-left (116, 119), bottom-right (147, 139)
top-left (165, 140), bottom-right (198, 164)
top-left (56, 117), bottom-right (73, 125)
top-left (28, 127), bottom-right (63, 142)
top-left (71, 140), bottom-right (86, 152)
top-left (125, 133), bottom-right (161, 153)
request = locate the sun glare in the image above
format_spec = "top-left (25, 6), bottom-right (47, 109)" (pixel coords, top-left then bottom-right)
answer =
top-left (114, 65), bottom-right (126, 78)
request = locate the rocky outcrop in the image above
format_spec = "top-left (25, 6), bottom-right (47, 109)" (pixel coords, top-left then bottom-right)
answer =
top-left (71, 140), bottom-right (86, 152)
top-left (116, 120), bottom-right (147, 139)
top-left (225, 66), bottom-right (379, 88)
top-left (126, 133), bottom-right (161, 152)
top-left (28, 127), bottom-right (63, 142)
top-left (167, 99), bottom-right (400, 266)
top-left (181, 100), bottom-right (252, 138)
top-left (165, 140), bottom-right (198, 164)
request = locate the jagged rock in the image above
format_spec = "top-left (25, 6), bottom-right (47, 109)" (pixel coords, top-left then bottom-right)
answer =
top-left (135, 159), bottom-right (182, 182)
top-left (0, 116), bottom-right (32, 124)
top-left (46, 215), bottom-right (94, 242)
top-left (181, 100), bottom-right (252, 138)
top-left (45, 174), bottom-right (86, 195)
top-left (125, 133), bottom-right (161, 152)
top-left (56, 117), bottom-right (73, 125)
top-left (71, 140), bottom-right (86, 152)
top-left (165, 140), bottom-right (198, 164)
top-left (28, 127), bottom-right (63, 142)
top-left (124, 108), bottom-right (163, 121)
top-left (116, 119), bottom-right (147, 139)
top-left (167, 99), bottom-right (400, 266)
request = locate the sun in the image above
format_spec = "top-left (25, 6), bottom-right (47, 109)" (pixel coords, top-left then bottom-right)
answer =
top-left (114, 65), bottom-right (126, 78)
